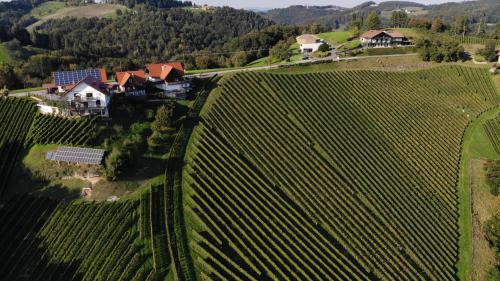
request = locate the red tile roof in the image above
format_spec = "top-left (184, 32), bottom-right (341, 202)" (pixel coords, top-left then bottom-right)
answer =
top-left (116, 70), bottom-right (146, 86)
top-left (100, 68), bottom-right (108, 82)
top-left (360, 30), bottom-right (404, 39)
top-left (146, 62), bottom-right (185, 80)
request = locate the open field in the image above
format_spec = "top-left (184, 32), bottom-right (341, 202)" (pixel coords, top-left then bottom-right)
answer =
top-left (28, 4), bottom-right (127, 30)
top-left (316, 31), bottom-right (352, 45)
top-left (0, 44), bottom-right (10, 63)
top-left (183, 66), bottom-right (498, 280)
top-left (30, 1), bottom-right (66, 19)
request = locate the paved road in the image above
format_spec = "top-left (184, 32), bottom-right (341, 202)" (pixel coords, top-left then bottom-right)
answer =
top-left (186, 53), bottom-right (419, 78)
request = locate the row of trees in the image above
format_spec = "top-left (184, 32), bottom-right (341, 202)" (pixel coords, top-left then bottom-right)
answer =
top-left (415, 37), bottom-right (466, 63)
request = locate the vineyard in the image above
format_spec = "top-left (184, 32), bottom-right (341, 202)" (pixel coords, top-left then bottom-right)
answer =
top-left (0, 98), bottom-right (37, 197)
top-left (27, 114), bottom-right (98, 146)
top-left (484, 115), bottom-right (500, 155)
top-left (183, 66), bottom-right (498, 280)
top-left (0, 195), bottom-right (156, 281)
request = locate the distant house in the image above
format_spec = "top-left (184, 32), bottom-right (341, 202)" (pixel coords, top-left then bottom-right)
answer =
top-left (296, 34), bottom-right (325, 53)
top-left (146, 62), bottom-right (191, 99)
top-left (115, 70), bottom-right (147, 97)
top-left (360, 30), bottom-right (409, 48)
top-left (43, 69), bottom-right (111, 117)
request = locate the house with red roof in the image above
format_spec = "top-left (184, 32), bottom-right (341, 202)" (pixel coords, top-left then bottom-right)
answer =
top-left (115, 70), bottom-right (147, 97)
top-left (42, 69), bottom-right (111, 117)
top-left (146, 62), bottom-right (191, 98)
top-left (360, 30), bottom-right (409, 48)
top-left (64, 76), bottom-right (111, 116)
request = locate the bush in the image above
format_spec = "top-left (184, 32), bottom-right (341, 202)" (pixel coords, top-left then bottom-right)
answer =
top-left (485, 160), bottom-right (500, 196)
top-left (415, 37), bottom-right (465, 63)
top-left (317, 43), bottom-right (330, 52)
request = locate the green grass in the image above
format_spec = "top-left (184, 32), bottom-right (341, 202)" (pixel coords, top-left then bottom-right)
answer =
top-left (10, 87), bottom-right (45, 94)
top-left (31, 1), bottom-right (66, 19)
top-left (0, 44), bottom-right (10, 63)
top-left (316, 31), bottom-right (352, 45)
top-left (458, 106), bottom-right (500, 281)
top-left (337, 39), bottom-right (361, 51)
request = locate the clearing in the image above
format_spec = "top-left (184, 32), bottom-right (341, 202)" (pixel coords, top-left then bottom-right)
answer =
top-left (0, 44), bottom-right (10, 63)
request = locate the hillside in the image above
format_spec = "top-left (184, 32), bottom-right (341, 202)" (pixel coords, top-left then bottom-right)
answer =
top-left (182, 66), bottom-right (498, 280)
top-left (261, 0), bottom-right (500, 27)
top-left (27, 3), bottom-right (128, 31)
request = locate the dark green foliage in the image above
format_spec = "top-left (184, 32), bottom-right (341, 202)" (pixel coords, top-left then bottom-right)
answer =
top-left (485, 161), bottom-right (500, 196)
top-left (415, 37), bottom-right (465, 62)
top-left (27, 114), bottom-right (98, 146)
top-left (486, 216), bottom-right (500, 257)
top-left (103, 0), bottom-right (191, 9)
top-left (0, 63), bottom-right (22, 90)
top-left (390, 11), bottom-right (408, 28)
top-left (270, 40), bottom-right (291, 61)
top-left (478, 40), bottom-right (498, 62)
top-left (364, 11), bottom-right (381, 30)
top-left (317, 42), bottom-right (330, 52)
top-left (105, 132), bottom-right (144, 180)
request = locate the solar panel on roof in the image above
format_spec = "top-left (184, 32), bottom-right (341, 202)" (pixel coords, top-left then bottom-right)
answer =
top-left (47, 146), bottom-right (105, 165)
top-left (53, 69), bottom-right (102, 86)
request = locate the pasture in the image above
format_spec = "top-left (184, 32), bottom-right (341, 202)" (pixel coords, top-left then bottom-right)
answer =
top-left (183, 66), bottom-right (498, 280)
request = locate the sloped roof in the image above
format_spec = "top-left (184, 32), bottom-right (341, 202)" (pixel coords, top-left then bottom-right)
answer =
top-left (65, 76), bottom-right (108, 96)
top-left (52, 68), bottom-right (107, 86)
top-left (360, 30), bottom-right (404, 39)
top-left (147, 62), bottom-right (185, 79)
top-left (116, 70), bottom-right (146, 86)
top-left (296, 34), bottom-right (320, 45)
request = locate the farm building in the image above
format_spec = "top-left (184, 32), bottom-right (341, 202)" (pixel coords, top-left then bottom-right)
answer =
top-left (360, 30), bottom-right (409, 48)
top-left (115, 70), bottom-right (147, 97)
top-left (43, 68), bottom-right (111, 117)
top-left (296, 34), bottom-right (325, 53)
top-left (146, 62), bottom-right (191, 99)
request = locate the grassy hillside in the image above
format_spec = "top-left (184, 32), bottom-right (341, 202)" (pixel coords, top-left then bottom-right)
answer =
top-left (28, 3), bottom-right (127, 30)
top-left (0, 44), bottom-right (10, 63)
top-left (183, 66), bottom-right (498, 280)
top-left (30, 1), bottom-right (66, 19)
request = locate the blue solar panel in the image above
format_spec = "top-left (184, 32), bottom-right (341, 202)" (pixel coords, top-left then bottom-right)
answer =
top-left (53, 69), bottom-right (102, 86)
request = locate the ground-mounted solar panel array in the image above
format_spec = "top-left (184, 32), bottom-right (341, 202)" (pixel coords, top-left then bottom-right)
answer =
top-left (53, 68), bottom-right (102, 86)
top-left (182, 66), bottom-right (498, 280)
top-left (47, 146), bottom-right (105, 165)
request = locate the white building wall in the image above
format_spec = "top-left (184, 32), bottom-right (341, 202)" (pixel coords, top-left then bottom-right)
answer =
top-left (300, 42), bottom-right (323, 53)
top-left (66, 84), bottom-right (110, 106)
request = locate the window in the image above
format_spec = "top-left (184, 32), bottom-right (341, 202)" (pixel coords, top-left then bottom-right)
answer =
top-left (96, 100), bottom-right (101, 107)
top-left (86, 93), bottom-right (93, 98)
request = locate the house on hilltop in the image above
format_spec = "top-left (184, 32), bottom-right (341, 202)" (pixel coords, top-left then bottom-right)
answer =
top-left (43, 68), bottom-right (111, 117)
top-left (360, 30), bottom-right (409, 48)
top-left (146, 62), bottom-right (191, 99)
top-left (115, 70), bottom-right (147, 97)
top-left (296, 34), bottom-right (325, 54)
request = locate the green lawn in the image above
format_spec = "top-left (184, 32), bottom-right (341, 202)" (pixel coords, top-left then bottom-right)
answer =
top-left (458, 106), bottom-right (500, 281)
top-left (316, 31), bottom-right (352, 45)
top-left (0, 44), bottom-right (10, 63)
top-left (337, 39), bottom-right (361, 51)
top-left (10, 87), bottom-right (45, 94)
top-left (31, 1), bottom-right (66, 19)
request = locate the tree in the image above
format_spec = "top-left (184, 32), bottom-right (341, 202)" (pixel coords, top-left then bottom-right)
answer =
top-left (408, 17), bottom-right (431, 29)
top-left (493, 23), bottom-right (500, 39)
top-left (390, 11), bottom-right (408, 28)
top-left (317, 43), bottom-right (330, 52)
top-left (476, 17), bottom-right (486, 36)
top-left (430, 19), bottom-right (444, 33)
top-left (365, 12), bottom-right (381, 30)
top-left (270, 40), bottom-right (290, 62)
top-left (231, 51), bottom-right (248, 67)
top-left (0, 63), bottom-right (21, 90)
top-left (152, 104), bottom-right (175, 133)
top-left (452, 16), bottom-right (469, 36)
top-left (349, 13), bottom-right (363, 36)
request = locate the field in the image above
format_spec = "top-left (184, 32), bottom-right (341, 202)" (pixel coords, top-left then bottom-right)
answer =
top-left (0, 98), bottom-right (37, 197)
top-left (0, 44), bottom-right (10, 63)
top-left (316, 31), bottom-right (352, 45)
top-left (0, 194), bottom-right (157, 280)
top-left (28, 4), bottom-right (127, 30)
top-left (182, 66), bottom-right (498, 280)
top-left (30, 1), bottom-right (66, 19)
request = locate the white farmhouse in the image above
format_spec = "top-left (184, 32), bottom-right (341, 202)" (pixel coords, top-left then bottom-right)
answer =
top-left (64, 77), bottom-right (111, 116)
top-left (360, 30), bottom-right (408, 48)
top-left (296, 34), bottom-right (324, 53)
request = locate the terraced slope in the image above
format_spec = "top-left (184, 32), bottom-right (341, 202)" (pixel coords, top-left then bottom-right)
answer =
top-left (183, 66), bottom-right (498, 280)
top-left (0, 195), bottom-right (156, 281)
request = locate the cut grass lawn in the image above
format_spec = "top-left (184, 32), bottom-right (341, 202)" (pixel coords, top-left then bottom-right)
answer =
top-left (316, 31), bottom-right (352, 45)
top-left (0, 44), bottom-right (10, 63)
